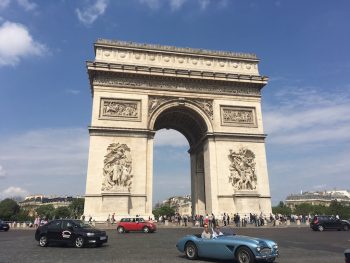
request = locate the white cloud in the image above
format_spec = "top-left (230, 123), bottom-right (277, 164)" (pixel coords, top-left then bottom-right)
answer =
top-left (0, 0), bottom-right (10, 9)
top-left (76, 0), bottom-right (108, 26)
top-left (65, 89), bottom-right (81, 95)
top-left (16, 0), bottom-right (37, 11)
top-left (198, 0), bottom-right (210, 10)
top-left (1, 186), bottom-right (29, 199)
top-left (264, 87), bottom-right (350, 145)
top-left (169, 0), bottom-right (187, 11)
top-left (0, 21), bottom-right (47, 66)
top-left (154, 129), bottom-right (188, 147)
top-left (0, 165), bottom-right (5, 177)
top-left (139, 0), bottom-right (160, 10)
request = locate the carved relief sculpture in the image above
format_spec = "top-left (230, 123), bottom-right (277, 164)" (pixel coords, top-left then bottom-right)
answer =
top-left (228, 148), bottom-right (257, 190)
top-left (221, 106), bottom-right (256, 127)
top-left (102, 143), bottom-right (133, 192)
top-left (100, 98), bottom-right (141, 121)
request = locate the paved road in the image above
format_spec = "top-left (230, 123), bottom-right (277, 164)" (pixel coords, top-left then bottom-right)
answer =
top-left (0, 227), bottom-right (349, 263)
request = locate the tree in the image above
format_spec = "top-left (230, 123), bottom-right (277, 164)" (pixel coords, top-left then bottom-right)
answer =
top-left (36, 204), bottom-right (55, 219)
top-left (0, 198), bottom-right (20, 221)
top-left (68, 198), bottom-right (85, 218)
top-left (272, 201), bottom-right (292, 215)
top-left (55, 206), bottom-right (71, 219)
top-left (152, 205), bottom-right (175, 219)
top-left (294, 203), bottom-right (313, 215)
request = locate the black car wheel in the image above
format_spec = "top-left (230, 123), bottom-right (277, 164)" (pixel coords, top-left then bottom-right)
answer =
top-left (236, 246), bottom-right (255, 263)
top-left (343, 225), bottom-right (349, 231)
top-left (75, 236), bottom-right (84, 248)
top-left (117, 226), bottom-right (125, 233)
top-left (185, 242), bottom-right (198, 260)
top-left (318, 225), bottom-right (324, 232)
top-left (39, 235), bottom-right (48, 247)
top-left (143, 226), bottom-right (150, 233)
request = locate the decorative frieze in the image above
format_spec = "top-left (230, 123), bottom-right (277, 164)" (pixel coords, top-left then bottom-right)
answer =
top-left (220, 106), bottom-right (257, 127)
top-left (148, 95), bottom-right (213, 120)
top-left (99, 98), bottom-right (141, 122)
top-left (92, 71), bottom-right (262, 97)
top-left (95, 39), bottom-right (260, 76)
top-left (228, 148), bottom-right (257, 190)
top-left (102, 143), bottom-right (133, 192)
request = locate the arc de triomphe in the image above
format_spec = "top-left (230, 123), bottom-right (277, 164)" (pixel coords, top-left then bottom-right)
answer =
top-left (84, 39), bottom-right (272, 220)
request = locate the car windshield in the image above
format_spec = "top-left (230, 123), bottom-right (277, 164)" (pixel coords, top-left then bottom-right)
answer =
top-left (72, 220), bottom-right (93, 228)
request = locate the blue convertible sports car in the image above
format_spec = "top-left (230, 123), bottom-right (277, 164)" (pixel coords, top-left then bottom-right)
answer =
top-left (176, 232), bottom-right (278, 263)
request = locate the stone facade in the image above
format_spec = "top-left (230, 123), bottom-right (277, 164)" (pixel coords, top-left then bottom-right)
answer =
top-left (84, 39), bottom-right (272, 220)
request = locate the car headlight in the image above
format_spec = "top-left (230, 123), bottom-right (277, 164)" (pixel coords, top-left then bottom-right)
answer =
top-left (273, 244), bottom-right (278, 249)
top-left (86, 233), bottom-right (95, 237)
top-left (256, 246), bottom-right (262, 252)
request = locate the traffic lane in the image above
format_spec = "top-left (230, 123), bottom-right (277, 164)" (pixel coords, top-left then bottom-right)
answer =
top-left (0, 227), bottom-right (348, 263)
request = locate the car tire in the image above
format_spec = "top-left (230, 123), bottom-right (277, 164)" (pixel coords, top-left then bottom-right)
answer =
top-left (5, 228), bottom-right (9, 232)
top-left (185, 241), bottom-right (198, 260)
top-left (344, 225), bottom-right (349, 231)
top-left (75, 236), bottom-right (84, 248)
top-left (143, 226), bottom-right (150, 233)
top-left (318, 225), bottom-right (324, 232)
top-left (117, 226), bottom-right (125, 234)
top-left (236, 246), bottom-right (255, 263)
top-left (39, 235), bottom-right (48, 247)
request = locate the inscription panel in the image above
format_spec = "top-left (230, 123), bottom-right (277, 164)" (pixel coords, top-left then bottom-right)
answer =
top-left (99, 98), bottom-right (141, 122)
top-left (220, 106), bottom-right (257, 127)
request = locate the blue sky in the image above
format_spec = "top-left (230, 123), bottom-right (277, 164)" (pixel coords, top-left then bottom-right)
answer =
top-left (0, 0), bottom-right (349, 206)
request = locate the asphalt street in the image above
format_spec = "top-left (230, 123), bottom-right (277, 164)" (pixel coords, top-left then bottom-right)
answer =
top-left (0, 227), bottom-right (349, 263)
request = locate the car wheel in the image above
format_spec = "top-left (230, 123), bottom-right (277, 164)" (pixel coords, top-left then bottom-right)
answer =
top-left (39, 235), bottom-right (48, 247)
top-left (117, 226), bottom-right (125, 233)
top-left (75, 236), bottom-right (84, 248)
top-left (5, 228), bottom-right (9, 232)
top-left (318, 225), bottom-right (324, 232)
top-left (185, 242), bottom-right (198, 260)
top-left (344, 225), bottom-right (349, 231)
top-left (236, 246), bottom-right (255, 263)
top-left (143, 226), bottom-right (150, 233)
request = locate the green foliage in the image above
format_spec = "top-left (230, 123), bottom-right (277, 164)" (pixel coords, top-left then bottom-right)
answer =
top-left (55, 206), bottom-right (71, 219)
top-left (294, 203), bottom-right (314, 215)
top-left (36, 204), bottom-right (55, 219)
top-left (272, 201), bottom-right (292, 215)
top-left (16, 209), bottom-right (33, 222)
top-left (68, 198), bottom-right (84, 218)
top-left (0, 199), bottom-right (20, 221)
top-left (152, 205), bottom-right (175, 219)
top-left (327, 201), bottom-right (350, 218)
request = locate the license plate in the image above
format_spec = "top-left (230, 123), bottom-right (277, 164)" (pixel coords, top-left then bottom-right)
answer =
top-left (100, 236), bottom-right (106, 240)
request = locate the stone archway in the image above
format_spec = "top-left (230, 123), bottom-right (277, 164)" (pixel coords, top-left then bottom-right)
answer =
top-left (83, 39), bottom-right (272, 220)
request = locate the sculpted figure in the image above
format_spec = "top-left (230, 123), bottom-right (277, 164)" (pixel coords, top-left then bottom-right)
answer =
top-left (228, 148), bottom-right (257, 190)
top-left (102, 143), bottom-right (133, 192)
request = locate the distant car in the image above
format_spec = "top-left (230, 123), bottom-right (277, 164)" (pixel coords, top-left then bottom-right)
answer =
top-left (310, 215), bottom-right (350, 231)
top-left (176, 232), bottom-right (279, 263)
top-left (35, 219), bottom-right (108, 248)
top-left (0, 220), bottom-right (10, 231)
top-left (117, 217), bottom-right (156, 233)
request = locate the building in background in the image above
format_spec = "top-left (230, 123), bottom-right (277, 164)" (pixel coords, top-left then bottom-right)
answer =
top-left (160, 195), bottom-right (192, 216)
top-left (285, 190), bottom-right (350, 209)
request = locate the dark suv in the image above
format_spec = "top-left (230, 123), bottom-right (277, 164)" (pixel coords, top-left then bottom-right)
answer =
top-left (310, 215), bottom-right (350, 231)
top-left (35, 219), bottom-right (108, 248)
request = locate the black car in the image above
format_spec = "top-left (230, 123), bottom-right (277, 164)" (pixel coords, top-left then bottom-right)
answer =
top-left (310, 215), bottom-right (350, 231)
top-left (35, 219), bottom-right (108, 248)
top-left (0, 220), bottom-right (10, 231)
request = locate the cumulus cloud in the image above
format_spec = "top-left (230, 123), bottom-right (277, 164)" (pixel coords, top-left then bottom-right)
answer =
top-left (0, 21), bottom-right (47, 66)
top-left (0, 186), bottom-right (29, 199)
top-left (16, 0), bottom-right (37, 11)
top-left (76, 0), bottom-right (108, 26)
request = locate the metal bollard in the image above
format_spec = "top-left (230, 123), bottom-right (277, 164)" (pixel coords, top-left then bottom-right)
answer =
top-left (345, 249), bottom-right (350, 263)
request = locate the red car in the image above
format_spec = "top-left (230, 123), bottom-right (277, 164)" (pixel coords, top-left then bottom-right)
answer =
top-left (117, 217), bottom-right (156, 233)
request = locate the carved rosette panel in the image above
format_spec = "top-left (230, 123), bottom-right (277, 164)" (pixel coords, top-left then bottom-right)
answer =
top-left (100, 98), bottom-right (141, 121)
top-left (93, 72), bottom-right (261, 97)
top-left (228, 148), bottom-right (257, 190)
top-left (102, 143), bottom-right (133, 192)
top-left (220, 106), bottom-right (257, 127)
top-left (148, 96), bottom-right (213, 120)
